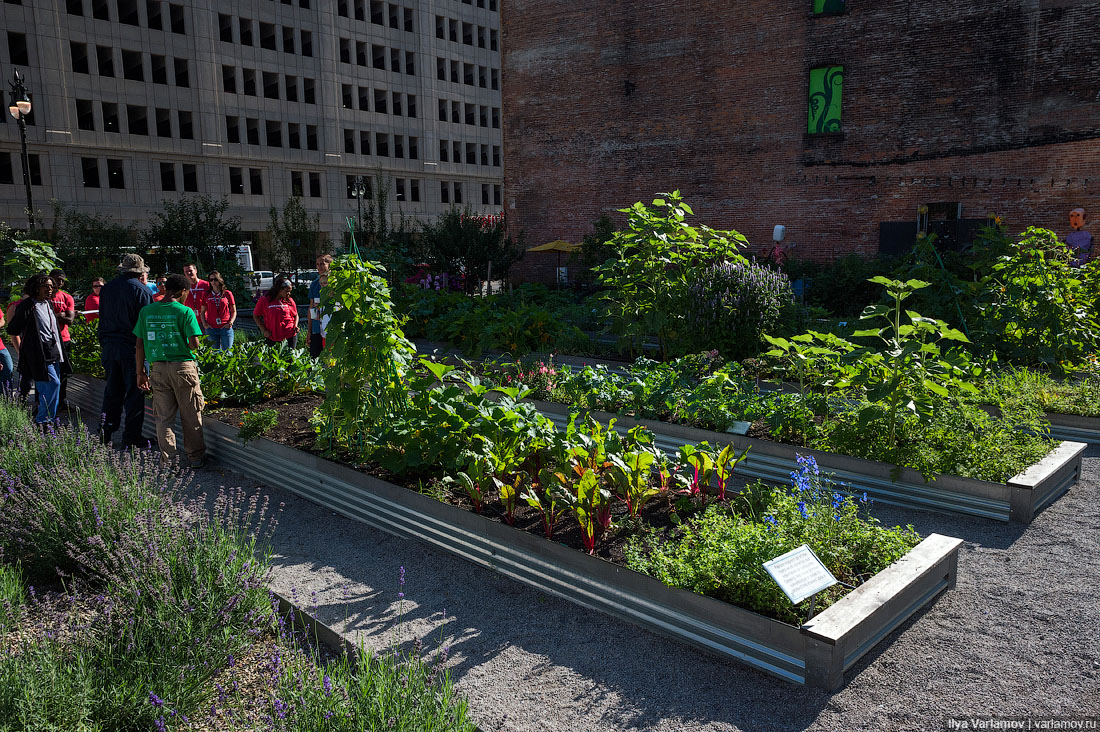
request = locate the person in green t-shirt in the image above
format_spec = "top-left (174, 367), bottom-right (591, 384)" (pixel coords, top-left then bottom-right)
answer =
top-left (134, 274), bottom-right (207, 468)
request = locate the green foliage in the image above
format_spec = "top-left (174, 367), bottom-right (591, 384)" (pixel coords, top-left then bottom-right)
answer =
top-left (319, 254), bottom-right (417, 451)
top-left (141, 195), bottom-right (242, 274)
top-left (268, 196), bottom-right (325, 272)
top-left (198, 340), bottom-right (319, 406)
top-left (679, 260), bottom-right (797, 360)
top-left (419, 208), bottom-right (524, 294)
top-left (572, 214), bottom-right (619, 283)
top-left (976, 367), bottom-right (1100, 418)
top-left (68, 317), bottom-right (105, 379)
top-left (594, 192), bottom-right (749, 357)
top-left (0, 564), bottom-right (24, 632)
top-left (784, 252), bottom-right (898, 318)
top-left (237, 408), bottom-right (279, 444)
top-left (625, 458), bottom-right (920, 624)
top-left (50, 202), bottom-right (137, 293)
top-left (973, 228), bottom-right (1100, 373)
top-left (1, 238), bottom-right (61, 293)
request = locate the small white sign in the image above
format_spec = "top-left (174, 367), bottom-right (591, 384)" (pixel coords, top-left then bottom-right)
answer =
top-left (762, 544), bottom-right (837, 605)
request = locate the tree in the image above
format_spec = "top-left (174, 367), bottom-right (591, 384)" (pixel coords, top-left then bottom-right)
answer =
top-left (352, 171), bottom-right (417, 285)
top-left (419, 208), bottom-right (524, 294)
top-left (268, 196), bottom-right (323, 273)
top-left (0, 224), bottom-right (61, 296)
top-left (141, 195), bottom-right (241, 273)
top-left (51, 201), bottom-right (137, 291)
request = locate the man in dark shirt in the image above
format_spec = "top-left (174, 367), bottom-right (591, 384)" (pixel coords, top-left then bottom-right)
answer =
top-left (97, 253), bottom-right (153, 447)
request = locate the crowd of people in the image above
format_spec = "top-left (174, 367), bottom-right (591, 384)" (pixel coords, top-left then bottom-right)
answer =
top-left (3, 252), bottom-right (335, 472)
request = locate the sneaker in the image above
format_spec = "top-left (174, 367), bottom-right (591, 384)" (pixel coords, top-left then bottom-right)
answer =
top-left (189, 458), bottom-right (206, 469)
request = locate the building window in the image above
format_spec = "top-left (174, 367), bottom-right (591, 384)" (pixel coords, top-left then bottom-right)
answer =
top-left (440, 181), bottom-right (449, 204)
top-left (118, 0), bottom-right (139, 25)
top-left (182, 163), bottom-right (197, 192)
top-left (259, 22), bottom-right (276, 51)
top-left (358, 41), bottom-right (369, 67)
top-left (96, 46), bottom-right (114, 77)
top-left (492, 145), bottom-right (500, 167)
top-left (300, 30), bottom-right (312, 57)
top-left (282, 26), bottom-right (295, 53)
top-left (177, 110), bottom-right (193, 139)
top-left (249, 168), bottom-right (263, 195)
top-left (374, 89), bottom-right (387, 114)
top-left (246, 117), bottom-right (260, 145)
top-left (146, 0), bottom-right (162, 29)
top-left (266, 120), bottom-right (282, 147)
top-left (404, 7), bottom-right (413, 32)
top-left (126, 105), bottom-right (148, 135)
top-left (372, 44), bottom-right (385, 70)
top-left (490, 29), bottom-right (498, 52)
top-left (226, 116), bottom-right (240, 143)
top-left (219, 13), bottom-right (233, 42)
top-left (438, 99), bottom-right (447, 122)
top-left (395, 178), bottom-right (405, 201)
top-left (465, 104), bottom-right (475, 125)
top-left (339, 38), bottom-right (350, 64)
top-left (409, 137), bottom-right (418, 159)
top-left (306, 124), bottom-right (318, 150)
top-left (67, 0), bottom-right (83, 15)
top-left (102, 102), bottom-right (120, 133)
top-left (174, 58), bottom-right (189, 87)
top-left (407, 94), bottom-right (417, 118)
top-left (263, 71), bottom-right (279, 99)
top-left (451, 101), bottom-right (460, 123)
top-left (243, 68), bottom-right (257, 96)
top-left (492, 107), bottom-right (500, 128)
top-left (308, 172), bottom-right (320, 197)
top-left (343, 128), bottom-right (355, 154)
top-left (493, 185), bottom-right (501, 206)
top-left (438, 140), bottom-right (448, 162)
top-left (405, 51), bottom-right (415, 75)
top-left (449, 18), bottom-right (457, 42)
top-left (155, 107), bottom-right (171, 136)
top-left (358, 86), bottom-right (370, 111)
top-left (436, 58), bottom-right (446, 82)
top-left (341, 84), bottom-right (353, 109)
top-left (303, 77), bottom-right (316, 104)
top-left (808, 65), bottom-right (844, 133)
top-left (285, 75), bottom-right (297, 102)
top-left (359, 130), bottom-right (370, 155)
top-left (370, 0), bottom-right (383, 24)
top-left (71, 42), bottom-right (89, 73)
top-left (0, 155), bottom-right (13, 185)
top-left (229, 166), bottom-right (244, 194)
top-left (160, 162), bottom-right (176, 191)
top-left (453, 182), bottom-right (462, 204)
top-left (339, 0), bottom-right (348, 17)
top-left (168, 3), bottom-right (184, 33)
top-left (222, 65), bottom-right (236, 93)
top-left (394, 135), bottom-right (404, 159)
top-left (452, 141), bottom-right (462, 163)
top-left (491, 68), bottom-right (499, 90)
top-left (812, 0), bottom-right (845, 15)
top-left (391, 48), bottom-right (401, 72)
top-left (392, 91), bottom-right (402, 116)
top-left (375, 132), bottom-right (389, 156)
top-left (288, 123), bottom-right (301, 149)
top-left (151, 54), bottom-right (167, 84)
top-left (92, 0), bottom-right (109, 20)
top-left (107, 158), bottom-right (125, 189)
top-left (290, 171), bottom-right (303, 197)
top-left (480, 144), bottom-right (488, 166)
top-left (435, 15), bottom-right (445, 39)
top-left (239, 17), bottom-right (253, 45)
top-left (122, 49), bottom-right (144, 81)
top-left (76, 99), bottom-right (95, 130)
top-left (410, 178), bottom-right (420, 202)
top-left (81, 157), bottom-right (101, 188)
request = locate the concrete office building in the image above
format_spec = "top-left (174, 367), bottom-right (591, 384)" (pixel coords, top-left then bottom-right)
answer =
top-left (0, 0), bottom-right (504, 252)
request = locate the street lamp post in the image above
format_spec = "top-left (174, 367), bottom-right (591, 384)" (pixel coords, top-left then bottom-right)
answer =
top-left (351, 175), bottom-right (368, 235)
top-left (7, 69), bottom-right (35, 230)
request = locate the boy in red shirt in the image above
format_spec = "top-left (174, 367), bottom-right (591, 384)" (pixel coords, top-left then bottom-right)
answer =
top-left (182, 263), bottom-right (210, 323)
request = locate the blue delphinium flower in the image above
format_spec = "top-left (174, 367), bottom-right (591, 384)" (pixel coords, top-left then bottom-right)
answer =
top-left (797, 501), bottom-right (808, 519)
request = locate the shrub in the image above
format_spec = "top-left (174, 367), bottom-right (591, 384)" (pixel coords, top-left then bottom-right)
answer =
top-left (678, 260), bottom-right (795, 360)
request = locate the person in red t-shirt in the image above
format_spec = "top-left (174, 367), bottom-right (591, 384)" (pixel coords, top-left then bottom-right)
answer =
top-left (253, 277), bottom-right (300, 348)
top-left (182, 263), bottom-right (210, 325)
top-left (199, 271), bottom-right (237, 350)
top-left (84, 277), bottom-right (105, 322)
top-left (50, 269), bottom-right (77, 408)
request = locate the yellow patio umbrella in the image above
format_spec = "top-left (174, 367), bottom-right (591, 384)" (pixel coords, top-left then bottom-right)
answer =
top-left (526, 240), bottom-right (579, 284)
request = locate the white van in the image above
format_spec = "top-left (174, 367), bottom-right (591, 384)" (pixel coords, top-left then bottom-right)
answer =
top-left (250, 270), bottom-right (274, 294)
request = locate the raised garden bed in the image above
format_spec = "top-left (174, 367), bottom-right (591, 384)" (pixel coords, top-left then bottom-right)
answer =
top-left (529, 400), bottom-right (1087, 524)
top-left (67, 374), bottom-right (963, 691)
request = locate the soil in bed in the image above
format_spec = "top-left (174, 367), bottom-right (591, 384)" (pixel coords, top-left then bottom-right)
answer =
top-left (209, 396), bottom-right (713, 575)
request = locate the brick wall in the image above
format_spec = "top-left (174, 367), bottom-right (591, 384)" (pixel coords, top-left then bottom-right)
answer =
top-left (501, 0), bottom-right (1100, 282)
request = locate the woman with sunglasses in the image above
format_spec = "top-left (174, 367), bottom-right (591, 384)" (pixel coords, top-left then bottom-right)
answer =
top-left (6, 273), bottom-right (72, 425)
top-left (199, 271), bottom-right (236, 350)
top-left (253, 276), bottom-right (300, 348)
top-left (84, 277), bottom-right (105, 322)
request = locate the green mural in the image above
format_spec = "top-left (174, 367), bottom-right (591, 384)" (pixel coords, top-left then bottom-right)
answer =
top-left (808, 66), bottom-right (844, 134)
top-left (813, 0), bottom-right (846, 13)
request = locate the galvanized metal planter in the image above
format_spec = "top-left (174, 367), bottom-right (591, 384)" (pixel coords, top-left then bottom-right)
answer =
top-left (530, 400), bottom-right (1088, 523)
top-left (66, 375), bottom-right (962, 691)
top-left (1045, 412), bottom-right (1100, 445)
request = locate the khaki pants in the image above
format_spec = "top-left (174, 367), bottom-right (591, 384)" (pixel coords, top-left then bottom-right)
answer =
top-left (150, 360), bottom-right (206, 464)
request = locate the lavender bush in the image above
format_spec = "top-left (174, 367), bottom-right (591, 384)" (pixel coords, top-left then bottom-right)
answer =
top-left (679, 260), bottom-right (795, 360)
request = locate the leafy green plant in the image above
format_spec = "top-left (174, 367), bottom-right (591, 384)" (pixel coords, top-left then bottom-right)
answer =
top-left (595, 192), bottom-right (749, 357)
top-left (237, 408), bottom-right (278, 444)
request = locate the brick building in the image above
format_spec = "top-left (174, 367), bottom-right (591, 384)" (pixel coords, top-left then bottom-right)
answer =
top-left (0, 0), bottom-right (504, 257)
top-left (501, 0), bottom-right (1100, 282)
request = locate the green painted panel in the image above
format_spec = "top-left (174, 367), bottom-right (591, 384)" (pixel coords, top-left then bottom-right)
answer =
top-left (813, 0), bottom-right (846, 13)
top-left (808, 66), bottom-right (844, 134)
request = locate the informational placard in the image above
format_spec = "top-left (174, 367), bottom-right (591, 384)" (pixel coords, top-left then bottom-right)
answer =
top-left (762, 544), bottom-right (837, 605)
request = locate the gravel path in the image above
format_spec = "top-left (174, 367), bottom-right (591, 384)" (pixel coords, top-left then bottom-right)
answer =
top-left (182, 445), bottom-right (1100, 731)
